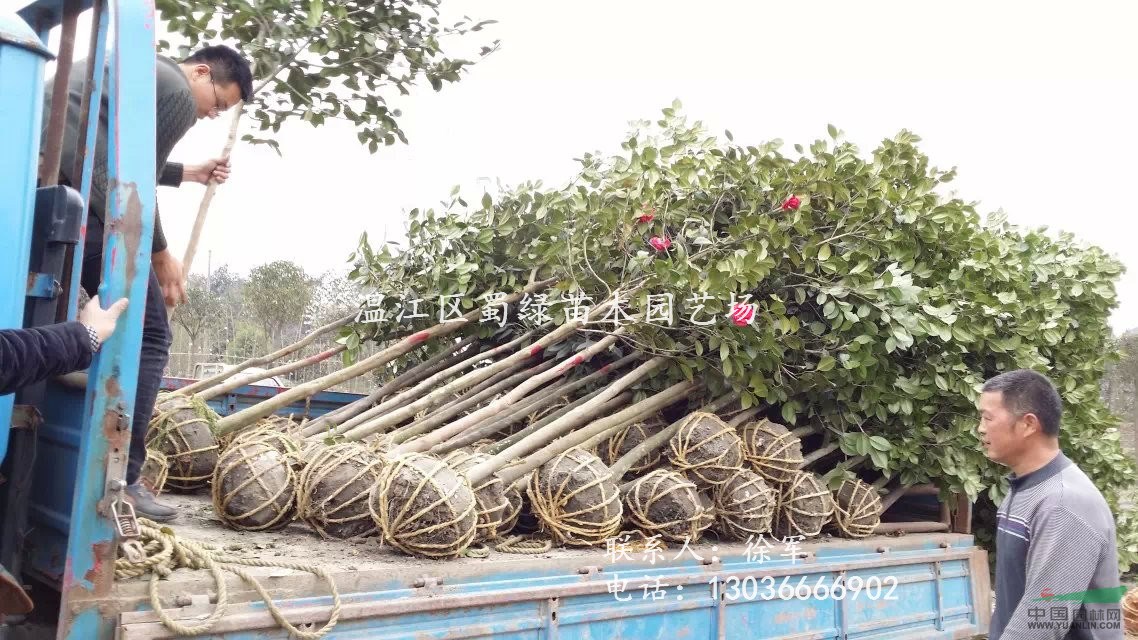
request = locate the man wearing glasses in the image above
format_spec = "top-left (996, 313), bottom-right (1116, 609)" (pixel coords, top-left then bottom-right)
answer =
top-left (42, 45), bottom-right (253, 520)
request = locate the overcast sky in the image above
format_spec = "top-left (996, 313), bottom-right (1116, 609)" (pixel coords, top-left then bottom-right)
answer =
top-left (21, 0), bottom-right (1138, 332)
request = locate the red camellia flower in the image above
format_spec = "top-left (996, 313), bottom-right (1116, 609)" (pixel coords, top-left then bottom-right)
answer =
top-left (649, 236), bottom-right (672, 252)
top-left (781, 195), bottom-right (801, 211)
top-left (637, 213), bottom-right (655, 223)
top-left (730, 302), bottom-right (757, 327)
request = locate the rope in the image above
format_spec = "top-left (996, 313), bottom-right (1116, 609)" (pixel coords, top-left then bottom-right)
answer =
top-left (715, 468), bottom-right (776, 541)
top-left (830, 478), bottom-right (881, 538)
top-left (774, 471), bottom-right (835, 538)
top-left (443, 451), bottom-right (510, 542)
top-left (372, 452), bottom-right (477, 558)
top-left (667, 413), bottom-right (744, 487)
top-left (526, 448), bottom-right (622, 547)
top-left (601, 420), bottom-right (664, 474)
top-left (297, 443), bottom-right (383, 539)
top-left (147, 394), bottom-right (220, 490)
top-left (212, 440), bottom-right (297, 532)
top-left (114, 519), bottom-right (341, 639)
top-left (494, 534), bottom-right (553, 554)
top-left (742, 418), bottom-right (804, 484)
top-left (1122, 586), bottom-right (1138, 635)
top-left (624, 469), bottom-right (707, 543)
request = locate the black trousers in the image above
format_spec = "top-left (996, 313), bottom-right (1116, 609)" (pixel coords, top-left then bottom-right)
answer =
top-left (80, 214), bottom-right (169, 484)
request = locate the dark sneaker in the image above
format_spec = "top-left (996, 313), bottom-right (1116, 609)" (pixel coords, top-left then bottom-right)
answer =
top-left (125, 483), bottom-right (177, 522)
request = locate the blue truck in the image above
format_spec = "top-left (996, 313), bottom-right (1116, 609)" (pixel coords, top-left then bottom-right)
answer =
top-left (0, 1), bottom-right (992, 637)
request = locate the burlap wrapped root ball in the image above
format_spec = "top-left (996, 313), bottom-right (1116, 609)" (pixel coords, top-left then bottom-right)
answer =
top-left (667, 412), bottom-right (745, 487)
top-left (600, 419), bottom-right (666, 477)
top-left (212, 440), bottom-right (296, 531)
top-left (714, 468), bottom-right (776, 541)
top-left (774, 471), bottom-right (835, 539)
top-left (741, 418), bottom-right (804, 484)
top-left (297, 443), bottom-right (383, 539)
top-left (527, 448), bottom-right (622, 547)
top-left (443, 450), bottom-right (511, 541)
top-left (146, 393), bottom-right (220, 491)
top-left (829, 478), bottom-right (882, 538)
top-left (623, 469), bottom-right (708, 543)
top-left (371, 453), bottom-right (477, 558)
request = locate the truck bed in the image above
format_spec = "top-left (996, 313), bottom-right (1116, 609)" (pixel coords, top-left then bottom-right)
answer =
top-left (110, 493), bottom-right (990, 639)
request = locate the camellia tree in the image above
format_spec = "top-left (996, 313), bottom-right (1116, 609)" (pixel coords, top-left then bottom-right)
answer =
top-left (156, 0), bottom-right (498, 153)
top-left (338, 103), bottom-right (1136, 569)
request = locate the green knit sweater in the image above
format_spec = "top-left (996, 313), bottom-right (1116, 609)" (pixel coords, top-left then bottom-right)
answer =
top-left (43, 55), bottom-right (197, 254)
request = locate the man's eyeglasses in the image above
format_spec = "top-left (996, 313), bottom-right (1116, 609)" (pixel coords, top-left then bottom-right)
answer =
top-left (209, 74), bottom-right (228, 116)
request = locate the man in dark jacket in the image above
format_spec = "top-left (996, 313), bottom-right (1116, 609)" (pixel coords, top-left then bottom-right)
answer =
top-left (0, 296), bottom-right (127, 395)
top-left (43, 45), bottom-right (253, 520)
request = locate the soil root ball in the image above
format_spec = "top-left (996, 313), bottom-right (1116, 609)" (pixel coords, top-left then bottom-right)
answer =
top-left (527, 448), bottom-right (622, 547)
top-left (740, 418), bottom-right (803, 484)
top-left (443, 450), bottom-right (511, 541)
top-left (601, 419), bottom-right (666, 477)
top-left (140, 448), bottom-right (169, 494)
top-left (229, 425), bottom-right (303, 468)
top-left (623, 469), bottom-right (707, 543)
top-left (667, 412), bottom-right (745, 487)
top-left (774, 471), bottom-right (835, 539)
top-left (212, 440), bottom-right (297, 531)
top-left (714, 468), bottom-right (776, 541)
top-left (830, 478), bottom-right (882, 538)
top-left (146, 393), bottom-right (220, 492)
top-left (297, 442), bottom-right (383, 539)
top-left (371, 452), bottom-right (477, 558)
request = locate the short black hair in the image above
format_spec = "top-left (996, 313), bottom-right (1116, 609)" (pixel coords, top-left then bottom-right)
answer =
top-left (981, 369), bottom-right (1063, 436)
top-left (185, 45), bottom-right (254, 103)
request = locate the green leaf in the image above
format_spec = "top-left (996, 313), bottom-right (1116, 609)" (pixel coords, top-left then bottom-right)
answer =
top-left (827, 123), bottom-right (838, 139)
top-left (869, 435), bottom-right (891, 452)
top-left (781, 403), bottom-right (796, 424)
top-left (816, 355), bottom-right (836, 372)
top-left (818, 244), bottom-right (832, 261)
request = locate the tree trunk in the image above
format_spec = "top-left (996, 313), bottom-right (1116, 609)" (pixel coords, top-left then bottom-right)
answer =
top-left (490, 379), bottom-right (702, 487)
top-left (463, 357), bottom-right (669, 482)
top-left (299, 336), bottom-right (479, 437)
top-left (176, 311), bottom-right (355, 397)
top-left (396, 328), bottom-right (626, 454)
top-left (214, 278), bottom-right (557, 436)
top-left (200, 345), bottom-right (346, 400)
top-left (338, 311), bottom-right (588, 443)
top-left (429, 353), bottom-right (640, 455)
top-left (608, 392), bottom-right (740, 479)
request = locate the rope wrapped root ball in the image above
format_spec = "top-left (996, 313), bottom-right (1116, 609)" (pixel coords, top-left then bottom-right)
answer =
top-left (146, 393), bottom-right (220, 492)
top-left (229, 425), bottom-right (303, 469)
top-left (600, 419), bottom-right (666, 477)
top-left (140, 448), bottom-right (169, 495)
top-left (829, 478), bottom-right (882, 538)
top-left (443, 450), bottom-right (510, 542)
top-left (741, 418), bottom-right (804, 484)
top-left (211, 440), bottom-right (296, 532)
top-left (297, 443), bottom-right (383, 539)
top-left (667, 412), bottom-right (745, 487)
top-left (527, 448), bottom-right (622, 547)
top-left (623, 469), bottom-right (708, 543)
top-left (774, 471), bottom-right (835, 539)
top-left (371, 453), bottom-right (477, 558)
top-left (714, 468), bottom-right (776, 541)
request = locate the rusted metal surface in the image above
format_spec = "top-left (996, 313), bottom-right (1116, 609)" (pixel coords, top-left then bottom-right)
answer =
top-left (55, 1), bottom-right (156, 637)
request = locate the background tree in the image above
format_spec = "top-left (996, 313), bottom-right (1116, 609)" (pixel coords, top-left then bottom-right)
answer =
top-left (243, 260), bottom-right (313, 347)
top-left (170, 273), bottom-right (223, 367)
top-left (155, 0), bottom-right (498, 154)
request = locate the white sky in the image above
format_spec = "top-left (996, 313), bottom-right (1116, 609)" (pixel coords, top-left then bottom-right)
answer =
top-left (16, 0), bottom-right (1138, 332)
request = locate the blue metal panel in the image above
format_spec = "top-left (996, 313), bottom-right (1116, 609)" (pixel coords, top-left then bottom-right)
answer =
top-left (160, 378), bottom-right (367, 420)
top-left (115, 538), bottom-right (989, 639)
top-left (56, 1), bottom-right (155, 638)
top-left (0, 9), bottom-right (51, 464)
top-left (66, 0), bottom-right (108, 321)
